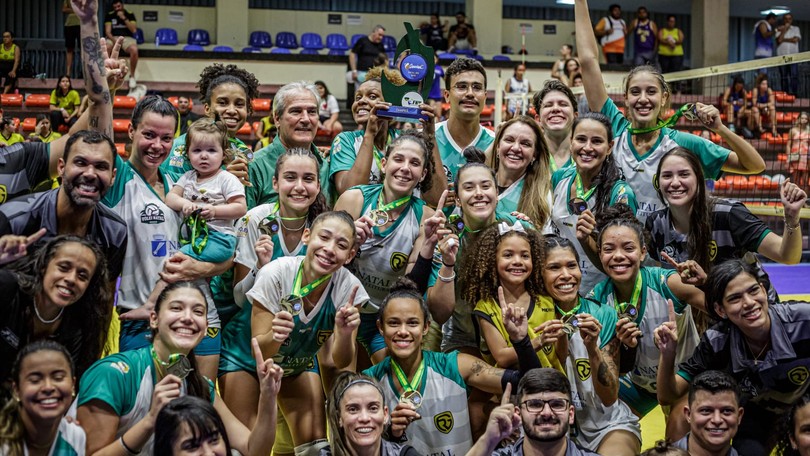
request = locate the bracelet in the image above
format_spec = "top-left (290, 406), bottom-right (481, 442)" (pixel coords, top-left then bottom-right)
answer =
top-left (437, 270), bottom-right (456, 282)
top-left (442, 260), bottom-right (455, 268)
top-left (785, 219), bottom-right (801, 233)
top-left (120, 436), bottom-right (138, 455)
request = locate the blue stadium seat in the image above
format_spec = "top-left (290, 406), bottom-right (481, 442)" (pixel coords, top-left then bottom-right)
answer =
top-left (249, 31), bottom-right (272, 49)
top-left (350, 34), bottom-right (365, 47)
top-left (301, 33), bottom-right (324, 52)
top-left (328, 49), bottom-right (346, 56)
top-left (133, 28), bottom-right (144, 45)
top-left (213, 45), bottom-right (234, 52)
top-left (242, 46), bottom-right (263, 53)
top-left (183, 44), bottom-right (204, 51)
top-left (438, 52), bottom-right (457, 60)
top-left (275, 32), bottom-right (298, 49)
top-left (270, 48), bottom-right (291, 54)
top-left (326, 33), bottom-right (349, 51)
top-left (187, 29), bottom-right (210, 46)
top-left (382, 35), bottom-right (397, 53)
top-left (492, 55), bottom-right (512, 61)
top-left (155, 28), bottom-right (178, 46)
top-left (454, 49), bottom-right (476, 57)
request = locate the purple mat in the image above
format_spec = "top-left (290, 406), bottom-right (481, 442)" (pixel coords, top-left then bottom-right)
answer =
top-left (763, 263), bottom-right (810, 295)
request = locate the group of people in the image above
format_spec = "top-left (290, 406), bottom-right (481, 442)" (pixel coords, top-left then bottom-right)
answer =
top-left (0, 0), bottom-right (808, 455)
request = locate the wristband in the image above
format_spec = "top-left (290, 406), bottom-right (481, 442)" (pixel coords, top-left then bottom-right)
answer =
top-left (442, 260), bottom-right (455, 268)
top-left (120, 436), bottom-right (138, 455)
top-left (437, 270), bottom-right (456, 282)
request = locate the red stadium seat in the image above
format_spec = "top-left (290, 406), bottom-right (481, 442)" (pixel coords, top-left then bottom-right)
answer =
top-left (115, 143), bottom-right (128, 157)
top-left (113, 118), bottom-right (131, 133)
top-left (21, 117), bottom-right (37, 131)
top-left (252, 98), bottom-right (272, 112)
top-left (114, 96), bottom-right (137, 109)
top-left (25, 94), bottom-right (51, 107)
top-left (1, 94), bottom-right (22, 106)
top-left (237, 122), bottom-right (252, 135)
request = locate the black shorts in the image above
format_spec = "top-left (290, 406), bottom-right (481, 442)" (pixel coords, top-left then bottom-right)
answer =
top-left (64, 25), bottom-right (80, 50)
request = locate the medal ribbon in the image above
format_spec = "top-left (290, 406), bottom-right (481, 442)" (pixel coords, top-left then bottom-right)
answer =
top-left (555, 301), bottom-right (581, 320)
top-left (376, 191), bottom-right (411, 213)
top-left (627, 103), bottom-right (697, 135)
top-left (271, 202), bottom-right (308, 221)
top-left (150, 345), bottom-right (183, 376)
top-left (291, 261), bottom-right (332, 300)
top-left (574, 172), bottom-right (596, 201)
top-left (391, 357), bottom-right (426, 396)
top-left (615, 273), bottom-right (643, 314)
top-left (179, 210), bottom-right (208, 255)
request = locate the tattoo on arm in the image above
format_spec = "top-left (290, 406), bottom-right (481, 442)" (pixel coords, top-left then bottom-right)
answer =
top-left (597, 340), bottom-right (620, 388)
top-left (89, 116), bottom-right (98, 128)
top-left (81, 34), bottom-right (108, 99)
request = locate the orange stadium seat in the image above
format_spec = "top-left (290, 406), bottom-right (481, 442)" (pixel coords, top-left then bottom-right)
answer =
top-left (252, 98), bottom-right (272, 112)
top-left (113, 119), bottom-right (131, 133)
top-left (1, 94), bottom-right (22, 106)
top-left (777, 153), bottom-right (788, 162)
top-left (252, 121), bottom-right (262, 134)
top-left (21, 117), bottom-right (37, 132)
top-left (114, 96), bottom-right (137, 109)
top-left (25, 94), bottom-right (51, 107)
top-left (237, 122), bottom-right (252, 135)
top-left (480, 105), bottom-right (494, 116)
top-left (115, 143), bottom-right (128, 157)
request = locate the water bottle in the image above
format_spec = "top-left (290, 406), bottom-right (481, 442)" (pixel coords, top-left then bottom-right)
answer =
top-left (34, 73), bottom-right (47, 80)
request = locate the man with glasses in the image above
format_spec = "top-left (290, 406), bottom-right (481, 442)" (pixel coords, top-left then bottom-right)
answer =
top-left (468, 368), bottom-right (599, 456)
top-left (436, 57), bottom-right (494, 185)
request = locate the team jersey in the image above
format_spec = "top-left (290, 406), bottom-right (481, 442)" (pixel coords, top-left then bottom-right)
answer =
top-left (435, 120), bottom-right (495, 183)
top-left (473, 295), bottom-right (563, 371)
top-left (0, 142), bottom-right (51, 204)
top-left (588, 267), bottom-right (698, 394)
top-left (328, 128), bottom-right (399, 192)
top-left (550, 167), bottom-right (637, 293)
top-left (246, 256), bottom-right (369, 376)
top-left (350, 184), bottom-right (425, 310)
top-left (28, 131), bottom-right (62, 143)
top-left (1, 417), bottom-right (86, 456)
top-left (495, 176), bottom-right (555, 234)
top-left (364, 351), bottom-right (473, 456)
top-left (0, 132), bottom-right (25, 147)
top-left (161, 134), bottom-right (251, 181)
top-left (50, 89), bottom-right (81, 114)
top-left (601, 97), bottom-right (729, 222)
top-left (77, 346), bottom-right (215, 456)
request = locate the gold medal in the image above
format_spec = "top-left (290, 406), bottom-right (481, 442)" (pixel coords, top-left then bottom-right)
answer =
top-left (369, 210), bottom-right (389, 226)
top-left (399, 390), bottom-right (423, 410)
top-left (617, 301), bottom-right (639, 322)
top-left (279, 294), bottom-right (303, 315)
top-left (259, 217), bottom-right (280, 236)
top-left (561, 313), bottom-right (580, 335)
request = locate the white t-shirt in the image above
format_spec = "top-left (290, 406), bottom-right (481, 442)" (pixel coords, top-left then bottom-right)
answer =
top-left (319, 94), bottom-right (340, 118)
top-left (174, 169), bottom-right (245, 235)
top-left (777, 25), bottom-right (801, 56)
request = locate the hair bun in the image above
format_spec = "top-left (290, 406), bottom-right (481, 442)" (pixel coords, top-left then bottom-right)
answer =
top-left (462, 146), bottom-right (486, 164)
top-left (389, 276), bottom-right (419, 294)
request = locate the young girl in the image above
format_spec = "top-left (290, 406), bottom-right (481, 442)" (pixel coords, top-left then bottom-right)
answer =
top-left (574, 0), bottom-right (765, 222)
top-left (49, 75), bottom-right (81, 132)
top-left (504, 63), bottom-right (531, 120)
top-left (487, 115), bottom-right (553, 230)
top-left (364, 278), bottom-right (541, 456)
top-left (315, 80), bottom-right (343, 135)
top-left (787, 111), bottom-right (809, 187)
top-left (750, 73), bottom-right (778, 136)
top-left (722, 76), bottom-right (749, 134)
top-left (538, 235), bottom-right (640, 455)
top-left (465, 224), bottom-right (563, 371)
top-left (249, 211), bottom-right (370, 456)
top-left (551, 112), bottom-right (637, 293)
top-left (335, 132), bottom-right (437, 363)
top-left (587, 204), bottom-right (706, 439)
top-left (28, 114), bottom-right (62, 143)
top-left (146, 119), bottom-right (247, 307)
top-left (219, 147), bottom-right (327, 429)
top-left (0, 341), bottom-right (84, 456)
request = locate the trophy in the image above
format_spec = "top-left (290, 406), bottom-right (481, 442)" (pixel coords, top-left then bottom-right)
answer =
top-left (376, 23), bottom-right (435, 121)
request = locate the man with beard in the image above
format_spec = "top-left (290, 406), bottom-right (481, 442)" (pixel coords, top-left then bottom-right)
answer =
top-left (673, 370), bottom-right (743, 456)
top-left (0, 130), bottom-right (127, 279)
top-left (468, 368), bottom-right (599, 456)
top-left (175, 95), bottom-right (200, 136)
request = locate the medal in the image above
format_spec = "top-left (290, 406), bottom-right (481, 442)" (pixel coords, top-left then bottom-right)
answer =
top-left (281, 261), bottom-right (332, 316)
top-left (279, 294), bottom-right (304, 315)
top-left (447, 216), bottom-right (465, 235)
top-left (369, 209), bottom-right (389, 226)
top-left (399, 390), bottom-right (423, 410)
top-left (615, 273), bottom-right (643, 323)
top-left (617, 301), bottom-right (639, 322)
top-left (561, 313), bottom-right (580, 335)
top-left (568, 197), bottom-right (588, 215)
top-left (166, 356), bottom-right (193, 380)
top-left (569, 173), bottom-right (595, 216)
top-left (259, 217), bottom-right (280, 236)
top-left (681, 103), bottom-right (700, 122)
top-left (391, 356), bottom-right (426, 411)
top-left (370, 191), bottom-right (411, 228)
top-left (179, 209), bottom-right (209, 255)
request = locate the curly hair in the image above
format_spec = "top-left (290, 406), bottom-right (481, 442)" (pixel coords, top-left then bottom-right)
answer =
top-left (275, 147), bottom-right (328, 224)
top-left (571, 112), bottom-right (623, 215)
top-left (383, 130), bottom-right (435, 194)
top-left (366, 66), bottom-right (407, 86)
top-left (444, 57), bottom-right (487, 90)
top-left (595, 203), bottom-right (651, 251)
top-left (461, 225), bottom-right (545, 307)
top-left (197, 64), bottom-right (260, 115)
top-left (775, 394), bottom-right (810, 456)
top-left (10, 236), bottom-right (111, 380)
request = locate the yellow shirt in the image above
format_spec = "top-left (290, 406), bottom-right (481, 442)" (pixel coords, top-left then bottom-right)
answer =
top-left (0, 132), bottom-right (25, 146)
top-left (658, 28), bottom-right (684, 56)
top-left (29, 131), bottom-right (62, 143)
top-left (50, 89), bottom-right (82, 114)
top-left (0, 43), bottom-right (17, 62)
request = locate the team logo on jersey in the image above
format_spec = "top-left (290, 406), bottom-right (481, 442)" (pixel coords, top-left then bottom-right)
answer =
top-left (575, 359), bottom-right (591, 381)
top-left (0, 184), bottom-right (7, 204)
top-left (317, 330), bottom-right (333, 345)
top-left (237, 215), bottom-right (250, 237)
top-left (789, 366), bottom-right (809, 386)
top-left (206, 328), bottom-right (219, 339)
top-left (141, 203), bottom-right (166, 224)
top-left (110, 361), bottom-right (130, 375)
top-left (434, 411), bottom-right (454, 434)
top-left (541, 345), bottom-right (553, 355)
top-left (708, 241), bottom-right (718, 261)
top-left (170, 145), bottom-right (186, 167)
top-left (443, 165), bottom-right (453, 182)
top-left (390, 252), bottom-right (409, 272)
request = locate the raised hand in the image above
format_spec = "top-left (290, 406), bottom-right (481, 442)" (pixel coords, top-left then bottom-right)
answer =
top-left (354, 215), bottom-right (374, 245)
top-left (661, 251), bottom-right (707, 286)
top-left (653, 299), bottom-right (679, 358)
top-left (498, 286), bottom-right (528, 342)
top-left (575, 209), bottom-right (596, 241)
top-left (226, 156), bottom-right (251, 188)
top-left (255, 234), bottom-right (275, 269)
top-left (482, 383), bottom-right (521, 445)
top-left (366, 102), bottom-right (392, 136)
top-left (576, 313), bottom-right (602, 354)
top-left (389, 401), bottom-right (421, 439)
top-left (615, 317), bottom-right (642, 349)
top-left (253, 338), bottom-right (283, 397)
top-left (781, 178), bottom-right (807, 223)
top-left (271, 309), bottom-right (295, 343)
top-left (147, 374), bottom-right (182, 420)
top-left (532, 319), bottom-right (566, 348)
top-left (0, 228), bottom-right (46, 266)
top-left (70, 0), bottom-right (96, 21)
top-left (335, 286), bottom-right (361, 336)
top-left (423, 190), bottom-right (449, 242)
top-left (695, 102), bottom-right (722, 130)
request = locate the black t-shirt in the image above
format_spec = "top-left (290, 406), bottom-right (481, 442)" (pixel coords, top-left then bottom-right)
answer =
top-left (449, 22), bottom-right (475, 36)
top-left (0, 142), bottom-right (51, 204)
top-left (421, 24), bottom-right (446, 49)
top-left (351, 36), bottom-right (386, 72)
top-left (104, 9), bottom-right (137, 38)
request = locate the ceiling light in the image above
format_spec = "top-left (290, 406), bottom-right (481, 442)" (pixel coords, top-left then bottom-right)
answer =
top-left (760, 7), bottom-right (790, 15)
top-left (556, 0), bottom-right (575, 4)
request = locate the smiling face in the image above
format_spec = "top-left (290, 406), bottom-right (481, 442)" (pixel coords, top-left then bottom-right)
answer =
top-left (276, 90), bottom-right (319, 149)
top-left (541, 246), bottom-right (581, 306)
top-left (538, 90), bottom-right (576, 136)
top-left (302, 217), bottom-right (356, 277)
top-left (151, 287), bottom-right (208, 355)
top-left (497, 121), bottom-right (537, 176)
top-left (172, 422), bottom-right (228, 456)
top-left (15, 350), bottom-right (74, 425)
top-left (658, 154), bottom-right (698, 209)
top-left (497, 235), bottom-right (533, 290)
top-left (339, 384), bottom-right (389, 452)
top-left (685, 390), bottom-right (742, 453)
top-left (204, 82), bottom-right (248, 135)
top-left (379, 297), bottom-right (428, 359)
top-left (177, 97), bottom-right (191, 115)
top-left (791, 402), bottom-right (810, 455)
top-left (571, 119), bottom-right (611, 177)
top-left (445, 71), bottom-right (487, 121)
top-left (352, 80), bottom-right (383, 126)
top-left (39, 242), bottom-right (97, 310)
top-left (188, 133), bottom-right (224, 179)
top-left (625, 71), bottom-right (669, 127)
top-left (382, 139), bottom-right (426, 195)
top-left (520, 390), bottom-right (575, 443)
top-left (130, 112), bottom-right (177, 172)
top-left (274, 155), bottom-right (320, 214)
top-left (456, 166), bottom-right (497, 224)
top-left (599, 225), bottom-right (646, 284)
top-left (60, 139), bottom-right (116, 207)
top-left (714, 272), bottom-right (770, 336)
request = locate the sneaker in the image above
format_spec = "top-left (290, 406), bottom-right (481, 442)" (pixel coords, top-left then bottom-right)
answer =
top-left (129, 77), bottom-right (137, 87)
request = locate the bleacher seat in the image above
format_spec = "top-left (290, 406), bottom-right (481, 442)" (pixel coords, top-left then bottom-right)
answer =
top-left (113, 119), bottom-right (131, 133)
top-left (213, 45), bottom-right (234, 52)
top-left (237, 122), bottom-right (252, 135)
top-left (155, 28), bottom-right (178, 46)
top-left (183, 44), bottom-right (204, 51)
top-left (115, 143), bottom-right (127, 157)
top-left (1, 94), bottom-right (22, 106)
top-left (113, 95), bottom-right (137, 109)
top-left (382, 35), bottom-right (397, 53)
top-left (252, 98), bottom-right (272, 112)
top-left (187, 29), bottom-right (210, 46)
top-left (242, 46), bottom-right (263, 53)
top-left (25, 94), bottom-right (51, 107)
top-left (249, 31), bottom-right (272, 49)
top-left (301, 33), bottom-right (324, 51)
top-left (134, 28), bottom-right (144, 45)
top-left (492, 55), bottom-right (511, 61)
top-left (167, 96), bottom-right (192, 109)
top-left (438, 53), bottom-right (457, 60)
top-left (326, 34), bottom-right (349, 51)
top-left (350, 34), bottom-right (365, 47)
top-left (21, 118), bottom-right (36, 132)
top-left (270, 48), bottom-right (291, 54)
top-left (275, 32), bottom-right (298, 49)
top-left (328, 49), bottom-right (347, 56)
top-left (454, 49), bottom-right (476, 57)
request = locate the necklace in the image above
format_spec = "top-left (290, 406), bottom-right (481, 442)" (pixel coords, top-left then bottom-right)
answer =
top-left (279, 217), bottom-right (307, 232)
top-left (33, 301), bottom-right (63, 325)
top-left (748, 340), bottom-right (770, 366)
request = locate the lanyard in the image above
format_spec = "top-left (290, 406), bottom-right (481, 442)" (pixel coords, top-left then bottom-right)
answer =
top-left (555, 301), bottom-right (581, 320)
top-left (291, 261), bottom-right (332, 300)
top-left (627, 103), bottom-right (697, 135)
top-left (271, 202), bottom-right (308, 221)
top-left (179, 210), bottom-right (208, 255)
top-left (150, 345), bottom-right (182, 376)
top-left (391, 357), bottom-right (425, 394)
top-left (376, 191), bottom-right (411, 213)
top-left (574, 172), bottom-right (596, 201)
top-left (615, 273), bottom-right (643, 313)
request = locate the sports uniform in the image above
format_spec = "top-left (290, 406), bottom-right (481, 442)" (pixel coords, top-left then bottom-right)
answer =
top-left (28, 130), bottom-right (62, 143)
top-left (0, 132), bottom-right (25, 147)
top-left (435, 120), bottom-right (495, 183)
top-left (0, 417), bottom-right (86, 456)
top-left (328, 128), bottom-right (399, 191)
top-left (492, 436), bottom-right (599, 456)
top-left (247, 136), bottom-right (330, 208)
top-left (0, 142), bottom-right (51, 203)
top-left (506, 76), bottom-right (531, 115)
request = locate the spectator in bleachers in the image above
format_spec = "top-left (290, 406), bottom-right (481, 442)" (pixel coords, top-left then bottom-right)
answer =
top-left (562, 58), bottom-right (581, 87)
top-left (594, 4), bottom-right (627, 65)
top-left (448, 11), bottom-right (477, 49)
top-left (551, 44), bottom-right (576, 81)
top-left (629, 6), bottom-right (658, 67)
top-left (572, 73), bottom-right (590, 115)
top-left (750, 73), bottom-right (778, 137)
top-left (787, 112), bottom-right (810, 188)
top-left (27, 114), bottom-right (62, 143)
top-left (62, 0), bottom-right (80, 77)
top-left (176, 95), bottom-right (200, 137)
top-left (49, 75), bottom-right (81, 133)
top-left (0, 118), bottom-right (24, 147)
top-left (722, 76), bottom-right (750, 136)
top-left (314, 80), bottom-right (343, 135)
top-left (448, 23), bottom-right (477, 54)
top-left (420, 12), bottom-right (448, 51)
top-left (658, 15), bottom-right (685, 74)
top-left (777, 13), bottom-right (801, 94)
top-left (504, 63), bottom-right (532, 120)
top-left (0, 31), bottom-right (20, 95)
top-left (428, 52), bottom-right (445, 119)
top-left (349, 25), bottom-right (386, 89)
top-left (104, 0), bottom-right (139, 90)
top-left (753, 13), bottom-right (778, 63)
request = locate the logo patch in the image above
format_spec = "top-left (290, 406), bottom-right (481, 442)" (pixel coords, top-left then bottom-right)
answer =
top-left (390, 252), bottom-right (409, 272)
top-left (206, 328), bottom-right (219, 338)
top-left (708, 241), bottom-right (718, 261)
top-left (317, 330), bottom-right (334, 345)
top-left (0, 184), bottom-right (7, 204)
top-left (434, 411), bottom-right (454, 434)
top-left (140, 203), bottom-right (166, 224)
top-left (542, 344), bottom-right (553, 355)
top-left (111, 361), bottom-right (130, 374)
top-left (789, 366), bottom-right (809, 386)
top-left (575, 358), bottom-right (591, 381)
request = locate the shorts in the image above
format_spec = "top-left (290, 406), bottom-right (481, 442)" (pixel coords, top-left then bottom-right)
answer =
top-left (115, 36), bottom-right (138, 52)
top-left (618, 375), bottom-right (659, 416)
top-left (118, 311), bottom-right (222, 355)
top-left (319, 114), bottom-right (330, 123)
top-left (64, 25), bottom-right (80, 50)
top-left (573, 405), bottom-right (641, 452)
top-left (180, 230), bottom-right (237, 264)
top-left (273, 410), bottom-right (295, 454)
top-left (357, 312), bottom-right (385, 356)
top-left (218, 304), bottom-right (256, 375)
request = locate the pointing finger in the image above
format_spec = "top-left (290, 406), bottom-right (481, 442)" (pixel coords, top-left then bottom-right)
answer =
top-left (501, 382), bottom-right (512, 406)
top-left (660, 251), bottom-right (680, 269)
top-left (435, 190), bottom-right (448, 211)
top-left (667, 299), bottom-right (677, 323)
top-left (26, 228), bottom-right (47, 245)
top-left (251, 337), bottom-right (265, 373)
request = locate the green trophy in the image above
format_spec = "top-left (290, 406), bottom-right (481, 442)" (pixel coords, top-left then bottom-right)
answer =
top-left (376, 22), bottom-right (435, 121)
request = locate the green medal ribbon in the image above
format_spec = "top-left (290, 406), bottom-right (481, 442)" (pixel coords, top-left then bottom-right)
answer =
top-left (574, 173), bottom-right (596, 201)
top-left (615, 273), bottom-right (643, 316)
top-left (179, 210), bottom-right (209, 255)
top-left (272, 202), bottom-right (308, 221)
top-left (627, 103), bottom-right (698, 135)
top-left (376, 191), bottom-right (411, 213)
top-left (290, 261), bottom-right (332, 301)
top-left (555, 301), bottom-right (581, 320)
top-left (150, 345), bottom-right (182, 374)
top-left (391, 357), bottom-right (426, 396)
top-left (550, 155), bottom-right (558, 173)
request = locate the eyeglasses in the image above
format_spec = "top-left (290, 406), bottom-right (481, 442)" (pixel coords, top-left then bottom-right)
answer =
top-left (452, 83), bottom-right (486, 94)
top-left (521, 398), bottom-right (569, 413)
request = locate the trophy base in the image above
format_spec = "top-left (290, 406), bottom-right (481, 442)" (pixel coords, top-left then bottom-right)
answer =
top-left (375, 106), bottom-right (429, 121)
